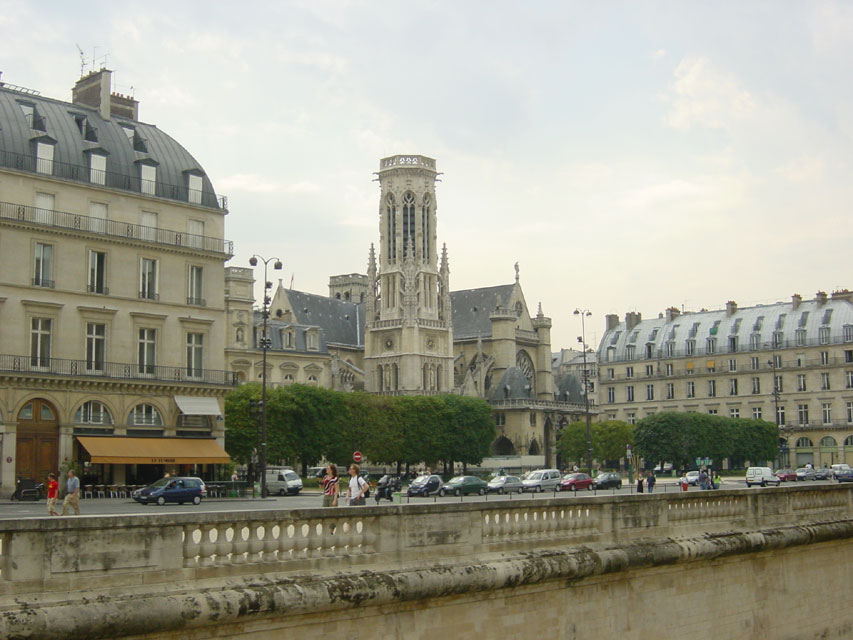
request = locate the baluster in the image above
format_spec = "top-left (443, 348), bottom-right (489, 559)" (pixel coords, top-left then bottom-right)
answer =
top-left (278, 521), bottom-right (296, 562)
top-left (294, 522), bottom-right (311, 559)
top-left (263, 523), bottom-right (279, 563)
top-left (198, 524), bottom-right (217, 567)
top-left (215, 524), bottom-right (233, 566)
top-left (182, 525), bottom-right (201, 568)
top-left (247, 525), bottom-right (265, 563)
top-left (360, 518), bottom-right (376, 554)
top-left (231, 524), bottom-right (249, 564)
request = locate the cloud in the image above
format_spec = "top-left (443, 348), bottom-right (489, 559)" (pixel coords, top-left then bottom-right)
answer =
top-left (651, 49), bottom-right (667, 60)
top-left (775, 156), bottom-right (826, 182)
top-left (663, 57), bottom-right (756, 129)
top-left (218, 174), bottom-right (320, 194)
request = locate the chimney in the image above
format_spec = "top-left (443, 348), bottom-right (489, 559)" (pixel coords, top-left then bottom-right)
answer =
top-left (605, 314), bottom-right (620, 331)
top-left (71, 68), bottom-right (139, 120)
top-left (665, 306), bottom-right (681, 322)
top-left (831, 289), bottom-right (852, 303)
top-left (625, 312), bottom-right (642, 331)
top-left (726, 300), bottom-right (737, 316)
top-left (791, 293), bottom-right (802, 309)
top-left (816, 291), bottom-right (828, 306)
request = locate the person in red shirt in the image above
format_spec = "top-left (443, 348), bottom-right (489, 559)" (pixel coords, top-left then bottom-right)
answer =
top-left (46, 473), bottom-right (59, 516)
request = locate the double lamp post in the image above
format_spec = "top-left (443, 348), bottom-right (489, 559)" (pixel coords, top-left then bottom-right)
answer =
top-left (574, 308), bottom-right (593, 475)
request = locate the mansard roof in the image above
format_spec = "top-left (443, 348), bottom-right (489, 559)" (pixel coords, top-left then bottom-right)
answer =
top-left (283, 290), bottom-right (364, 347)
top-left (450, 284), bottom-right (516, 340)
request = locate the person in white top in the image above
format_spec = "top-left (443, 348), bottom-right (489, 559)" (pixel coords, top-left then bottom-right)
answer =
top-left (346, 464), bottom-right (368, 506)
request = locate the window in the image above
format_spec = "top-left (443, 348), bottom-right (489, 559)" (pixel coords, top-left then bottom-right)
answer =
top-left (708, 380), bottom-right (716, 397)
top-left (33, 242), bottom-right (53, 287)
top-left (30, 318), bottom-right (51, 367)
top-left (307, 331), bottom-right (318, 351)
top-left (626, 345), bottom-right (636, 359)
top-left (752, 377), bottom-right (761, 394)
top-left (402, 192), bottom-right (415, 258)
top-left (140, 211), bottom-right (158, 242)
top-left (139, 258), bottom-right (158, 300)
top-left (188, 265), bottom-right (204, 305)
top-left (708, 409), bottom-right (718, 415)
top-left (795, 329), bottom-right (806, 346)
top-left (795, 437), bottom-right (812, 448)
top-left (819, 327), bottom-right (829, 344)
top-left (626, 386), bottom-right (634, 402)
top-left (687, 381), bottom-right (695, 398)
top-left (777, 405), bottom-right (786, 425)
top-left (847, 350), bottom-right (853, 364)
top-left (665, 363), bottom-right (673, 376)
top-left (728, 359), bottom-right (737, 372)
top-left (138, 328), bottom-right (156, 374)
top-left (821, 372), bottom-right (830, 390)
top-left (607, 387), bottom-right (615, 403)
top-left (798, 404), bottom-right (809, 425)
top-left (847, 402), bottom-right (853, 424)
top-left (89, 153), bottom-right (106, 185)
top-left (73, 114), bottom-right (97, 141)
top-left (822, 403), bottom-right (832, 424)
top-left (627, 412), bottom-right (636, 425)
top-left (707, 363), bottom-right (716, 373)
top-left (284, 330), bottom-right (294, 349)
top-left (665, 342), bottom-right (674, 357)
top-left (188, 174), bottom-right (203, 205)
top-left (752, 407), bottom-right (762, 420)
top-left (730, 408), bottom-right (740, 419)
top-left (645, 365), bottom-right (654, 377)
top-left (75, 401), bottom-right (112, 425)
top-left (36, 142), bottom-right (54, 174)
top-left (729, 379), bottom-right (738, 396)
top-left (421, 193), bottom-right (431, 259)
top-left (846, 371), bottom-right (853, 389)
top-left (750, 334), bottom-right (760, 350)
top-left (796, 353), bottom-right (805, 367)
top-left (773, 354), bottom-right (782, 368)
top-left (797, 374), bottom-right (807, 392)
top-left (187, 219), bottom-right (204, 249)
top-left (772, 332), bottom-right (783, 348)
top-left (666, 383), bottom-right (674, 399)
top-left (34, 191), bottom-right (55, 225)
top-left (86, 323), bottom-right (106, 372)
top-left (186, 333), bottom-right (203, 378)
top-left (607, 368), bottom-right (614, 380)
top-left (645, 343), bottom-right (653, 359)
top-left (686, 340), bottom-right (696, 355)
top-left (19, 102), bottom-right (44, 130)
top-left (89, 202), bottom-right (107, 233)
top-left (706, 338), bottom-right (717, 354)
top-left (775, 375), bottom-right (784, 393)
top-left (646, 384), bottom-right (654, 401)
top-left (821, 351), bottom-right (830, 365)
top-left (88, 250), bottom-right (107, 294)
top-left (140, 164), bottom-right (157, 195)
top-left (626, 366), bottom-right (634, 379)
top-left (385, 193), bottom-right (397, 261)
top-left (529, 412), bottom-right (536, 426)
top-left (729, 336), bottom-right (738, 352)
top-left (751, 357), bottom-right (759, 370)
top-left (845, 325), bottom-right (853, 342)
top-left (130, 403), bottom-right (162, 426)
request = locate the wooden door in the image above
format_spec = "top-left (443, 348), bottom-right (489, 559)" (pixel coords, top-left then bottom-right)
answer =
top-left (15, 399), bottom-right (59, 481)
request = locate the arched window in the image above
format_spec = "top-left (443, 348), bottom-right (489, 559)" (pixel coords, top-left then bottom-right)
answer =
top-left (75, 401), bottom-right (112, 425)
top-left (385, 193), bottom-right (396, 261)
top-left (528, 439), bottom-right (541, 456)
top-left (795, 437), bottom-right (813, 448)
top-left (402, 192), bottom-right (415, 258)
top-left (844, 435), bottom-right (853, 446)
top-left (129, 403), bottom-right (163, 426)
top-left (421, 193), bottom-right (431, 260)
top-left (516, 350), bottom-right (535, 389)
top-left (283, 373), bottom-right (294, 384)
top-left (820, 436), bottom-right (837, 447)
top-left (307, 375), bottom-right (318, 385)
top-left (491, 436), bottom-right (515, 456)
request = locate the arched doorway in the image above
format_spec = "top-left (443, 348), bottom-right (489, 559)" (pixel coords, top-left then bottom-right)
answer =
top-left (491, 436), bottom-right (515, 456)
top-left (16, 398), bottom-right (59, 481)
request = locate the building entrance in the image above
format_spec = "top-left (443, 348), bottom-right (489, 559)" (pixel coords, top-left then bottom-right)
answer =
top-left (15, 399), bottom-right (59, 482)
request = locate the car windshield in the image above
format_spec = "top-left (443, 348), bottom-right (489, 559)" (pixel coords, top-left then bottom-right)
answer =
top-left (528, 472), bottom-right (542, 480)
top-left (284, 472), bottom-right (299, 481)
top-left (148, 478), bottom-right (170, 488)
top-left (490, 476), bottom-right (506, 483)
top-left (412, 475), bottom-right (429, 486)
top-left (448, 477), bottom-right (464, 485)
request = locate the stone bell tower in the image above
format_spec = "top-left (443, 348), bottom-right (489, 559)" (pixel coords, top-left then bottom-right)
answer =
top-left (364, 155), bottom-right (454, 393)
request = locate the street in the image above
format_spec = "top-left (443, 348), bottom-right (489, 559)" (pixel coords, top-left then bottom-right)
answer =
top-left (0, 478), bottom-right (837, 519)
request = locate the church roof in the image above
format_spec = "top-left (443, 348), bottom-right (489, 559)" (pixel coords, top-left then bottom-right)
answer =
top-left (285, 289), bottom-right (364, 347)
top-left (450, 284), bottom-right (516, 339)
top-left (487, 367), bottom-right (533, 402)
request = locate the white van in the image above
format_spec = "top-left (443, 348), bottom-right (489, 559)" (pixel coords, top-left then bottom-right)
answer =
top-left (745, 467), bottom-right (781, 487)
top-left (265, 467), bottom-right (303, 496)
top-left (522, 469), bottom-right (562, 492)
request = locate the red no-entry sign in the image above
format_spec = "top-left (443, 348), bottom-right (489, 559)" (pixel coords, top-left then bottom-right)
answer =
top-left (353, 451), bottom-right (363, 463)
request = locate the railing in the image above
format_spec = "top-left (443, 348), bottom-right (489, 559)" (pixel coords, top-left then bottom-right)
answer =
top-left (490, 398), bottom-right (593, 412)
top-left (0, 353), bottom-right (238, 386)
top-left (515, 329), bottom-right (539, 341)
top-left (0, 149), bottom-right (228, 210)
top-left (371, 318), bottom-right (404, 329)
top-left (0, 200), bottom-right (234, 256)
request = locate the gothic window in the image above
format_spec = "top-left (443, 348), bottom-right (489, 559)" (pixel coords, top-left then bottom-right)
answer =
top-left (402, 192), bottom-right (415, 258)
top-left (421, 193), bottom-right (431, 260)
top-left (385, 193), bottom-right (396, 261)
top-left (516, 350), bottom-right (535, 389)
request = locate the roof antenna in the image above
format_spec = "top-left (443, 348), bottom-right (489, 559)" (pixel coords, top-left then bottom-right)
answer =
top-left (75, 44), bottom-right (87, 77)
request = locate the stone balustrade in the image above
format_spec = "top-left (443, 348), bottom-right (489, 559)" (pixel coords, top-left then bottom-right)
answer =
top-left (0, 484), bottom-right (850, 598)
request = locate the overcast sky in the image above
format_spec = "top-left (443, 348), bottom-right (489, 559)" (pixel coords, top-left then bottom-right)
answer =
top-left (2, 1), bottom-right (852, 348)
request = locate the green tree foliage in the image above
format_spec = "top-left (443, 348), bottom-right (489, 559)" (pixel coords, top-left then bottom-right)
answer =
top-left (556, 419), bottom-right (635, 467)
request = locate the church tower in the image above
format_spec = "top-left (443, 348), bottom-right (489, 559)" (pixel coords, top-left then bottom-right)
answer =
top-left (364, 155), bottom-right (454, 393)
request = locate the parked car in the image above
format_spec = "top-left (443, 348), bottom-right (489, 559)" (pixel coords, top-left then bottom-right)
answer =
top-left (439, 476), bottom-right (488, 497)
top-left (487, 475), bottom-right (524, 494)
top-left (653, 462), bottom-right (673, 472)
top-left (746, 467), bottom-right (781, 487)
top-left (814, 467), bottom-right (834, 480)
top-left (686, 471), bottom-right (700, 486)
top-left (559, 473), bottom-right (594, 491)
top-left (795, 467), bottom-right (817, 481)
top-left (835, 468), bottom-right (853, 483)
top-left (407, 474), bottom-right (443, 497)
top-left (522, 469), bottom-right (562, 493)
top-left (592, 471), bottom-right (623, 490)
top-left (265, 467), bottom-right (303, 496)
top-left (775, 469), bottom-right (797, 482)
top-left (133, 477), bottom-right (206, 505)
top-left (830, 463), bottom-right (851, 475)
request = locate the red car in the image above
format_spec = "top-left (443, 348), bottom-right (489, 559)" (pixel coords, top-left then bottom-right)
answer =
top-left (775, 469), bottom-right (797, 482)
top-left (559, 473), bottom-right (594, 491)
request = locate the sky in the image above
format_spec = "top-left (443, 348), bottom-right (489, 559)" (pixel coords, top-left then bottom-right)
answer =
top-left (2, 1), bottom-right (852, 348)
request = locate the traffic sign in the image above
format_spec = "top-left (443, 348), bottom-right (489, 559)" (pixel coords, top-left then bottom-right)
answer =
top-left (353, 451), bottom-right (363, 463)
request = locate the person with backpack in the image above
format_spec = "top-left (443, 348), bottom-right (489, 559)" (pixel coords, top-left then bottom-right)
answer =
top-left (345, 464), bottom-right (369, 506)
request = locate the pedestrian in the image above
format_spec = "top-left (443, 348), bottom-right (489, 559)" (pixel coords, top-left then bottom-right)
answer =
top-left (680, 472), bottom-right (689, 492)
top-left (698, 469), bottom-right (708, 490)
top-left (322, 464), bottom-right (339, 507)
top-left (61, 470), bottom-right (80, 516)
top-left (230, 470), bottom-right (238, 482)
top-left (46, 473), bottom-right (59, 516)
top-left (345, 464), bottom-right (368, 506)
top-left (636, 475), bottom-right (644, 493)
top-left (646, 471), bottom-right (656, 494)
top-left (713, 472), bottom-right (722, 490)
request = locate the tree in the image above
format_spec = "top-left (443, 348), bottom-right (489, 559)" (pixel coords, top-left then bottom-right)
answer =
top-left (634, 411), bottom-right (696, 470)
top-left (556, 421), bottom-right (588, 466)
top-left (594, 420), bottom-right (635, 463)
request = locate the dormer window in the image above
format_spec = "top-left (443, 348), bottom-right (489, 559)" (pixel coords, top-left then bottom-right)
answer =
top-left (35, 141), bottom-right (54, 175)
top-left (19, 102), bottom-right (46, 131)
top-left (306, 330), bottom-right (318, 351)
top-left (120, 124), bottom-right (147, 152)
top-left (89, 153), bottom-right (107, 185)
top-left (73, 114), bottom-right (98, 142)
top-left (187, 174), bottom-right (203, 205)
top-left (140, 164), bottom-right (157, 196)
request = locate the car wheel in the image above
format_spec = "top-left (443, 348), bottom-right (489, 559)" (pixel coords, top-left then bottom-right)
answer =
top-left (439, 489), bottom-right (446, 497)
top-left (537, 485), bottom-right (543, 493)
top-left (478, 488), bottom-right (485, 496)
top-left (617, 483), bottom-right (622, 489)
top-left (193, 495), bottom-right (201, 505)
top-left (156, 496), bottom-right (166, 506)
top-left (279, 489), bottom-right (286, 496)
top-left (518, 487), bottom-right (523, 494)
top-left (498, 487), bottom-right (504, 495)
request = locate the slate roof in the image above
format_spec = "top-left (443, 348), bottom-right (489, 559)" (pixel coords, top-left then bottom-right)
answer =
top-left (487, 367), bottom-right (534, 402)
top-left (285, 290), bottom-right (364, 347)
top-left (450, 284), bottom-right (516, 339)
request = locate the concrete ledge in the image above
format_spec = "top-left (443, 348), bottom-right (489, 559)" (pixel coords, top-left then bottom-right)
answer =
top-left (2, 518), bottom-right (851, 640)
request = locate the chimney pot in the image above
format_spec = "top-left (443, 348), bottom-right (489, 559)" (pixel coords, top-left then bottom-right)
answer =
top-left (792, 293), bottom-right (802, 309)
top-left (726, 300), bottom-right (737, 316)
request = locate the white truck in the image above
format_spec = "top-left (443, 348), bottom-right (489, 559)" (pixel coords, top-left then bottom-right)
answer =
top-left (265, 467), bottom-right (303, 496)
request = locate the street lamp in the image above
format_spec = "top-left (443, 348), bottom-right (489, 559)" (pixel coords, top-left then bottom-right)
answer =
top-left (768, 353), bottom-right (785, 467)
top-left (249, 254), bottom-right (282, 499)
top-left (574, 308), bottom-right (593, 475)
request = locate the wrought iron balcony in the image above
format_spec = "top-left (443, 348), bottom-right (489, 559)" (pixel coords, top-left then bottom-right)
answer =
top-left (0, 149), bottom-right (228, 210)
top-left (0, 353), bottom-right (238, 386)
top-left (0, 200), bottom-right (234, 256)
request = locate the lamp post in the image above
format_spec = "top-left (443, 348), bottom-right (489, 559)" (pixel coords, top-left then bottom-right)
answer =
top-left (768, 353), bottom-right (785, 467)
top-left (249, 254), bottom-right (282, 499)
top-left (574, 308), bottom-right (593, 475)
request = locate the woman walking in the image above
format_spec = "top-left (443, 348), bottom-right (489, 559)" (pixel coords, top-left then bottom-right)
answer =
top-left (636, 474), bottom-right (644, 493)
top-left (345, 464), bottom-right (369, 506)
top-left (322, 464), bottom-right (339, 507)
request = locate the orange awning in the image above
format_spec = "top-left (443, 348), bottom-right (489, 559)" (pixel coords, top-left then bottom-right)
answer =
top-left (77, 436), bottom-right (230, 465)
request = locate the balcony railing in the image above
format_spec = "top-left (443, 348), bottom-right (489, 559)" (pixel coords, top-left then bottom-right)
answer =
top-left (0, 149), bottom-right (228, 210)
top-left (0, 353), bottom-right (238, 386)
top-left (0, 200), bottom-right (234, 256)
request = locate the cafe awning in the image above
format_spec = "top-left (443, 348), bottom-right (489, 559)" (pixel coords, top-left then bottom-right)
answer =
top-left (77, 437), bottom-right (230, 465)
top-left (174, 395), bottom-right (222, 417)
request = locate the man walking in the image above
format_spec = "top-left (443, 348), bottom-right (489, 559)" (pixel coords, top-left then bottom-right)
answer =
top-left (46, 473), bottom-right (60, 516)
top-left (62, 470), bottom-right (80, 516)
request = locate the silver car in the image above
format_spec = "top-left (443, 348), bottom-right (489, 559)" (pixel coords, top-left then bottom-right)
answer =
top-left (521, 469), bottom-right (562, 493)
top-left (487, 475), bottom-right (524, 494)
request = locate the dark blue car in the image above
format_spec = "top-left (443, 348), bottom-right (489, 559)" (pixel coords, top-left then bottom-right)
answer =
top-left (133, 477), bottom-right (206, 505)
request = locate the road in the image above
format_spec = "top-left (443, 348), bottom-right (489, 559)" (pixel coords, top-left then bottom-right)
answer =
top-left (0, 478), bottom-right (838, 519)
